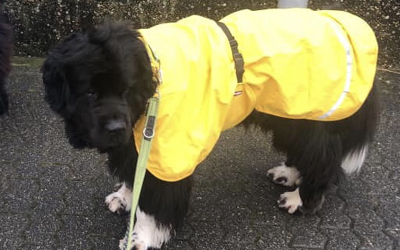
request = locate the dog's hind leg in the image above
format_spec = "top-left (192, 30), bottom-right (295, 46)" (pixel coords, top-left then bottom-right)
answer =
top-left (278, 126), bottom-right (345, 214)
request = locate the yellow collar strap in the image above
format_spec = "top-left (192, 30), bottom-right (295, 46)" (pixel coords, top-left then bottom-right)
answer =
top-left (138, 35), bottom-right (163, 85)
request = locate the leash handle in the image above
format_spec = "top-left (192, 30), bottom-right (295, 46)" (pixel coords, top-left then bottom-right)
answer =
top-left (124, 96), bottom-right (159, 250)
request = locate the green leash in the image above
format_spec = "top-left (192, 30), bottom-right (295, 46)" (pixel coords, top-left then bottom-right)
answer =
top-left (123, 95), bottom-right (159, 250)
top-left (123, 37), bottom-right (162, 250)
top-left (123, 36), bottom-right (162, 250)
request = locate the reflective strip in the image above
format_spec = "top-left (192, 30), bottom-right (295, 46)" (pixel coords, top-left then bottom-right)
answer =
top-left (318, 21), bottom-right (353, 119)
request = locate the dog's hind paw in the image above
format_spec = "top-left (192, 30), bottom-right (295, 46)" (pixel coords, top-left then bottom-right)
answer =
top-left (267, 163), bottom-right (301, 187)
top-left (105, 183), bottom-right (132, 214)
top-left (278, 188), bottom-right (303, 214)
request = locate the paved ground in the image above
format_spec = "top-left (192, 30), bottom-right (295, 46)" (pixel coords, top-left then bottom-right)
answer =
top-left (0, 60), bottom-right (399, 250)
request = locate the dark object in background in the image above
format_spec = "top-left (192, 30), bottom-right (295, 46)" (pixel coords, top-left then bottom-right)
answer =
top-left (0, 4), bottom-right (13, 115)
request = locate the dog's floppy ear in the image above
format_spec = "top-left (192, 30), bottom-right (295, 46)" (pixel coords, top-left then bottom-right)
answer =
top-left (42, 56), bottom-right (71, 117)
top-left (42, 33), bottom-right (83, 117)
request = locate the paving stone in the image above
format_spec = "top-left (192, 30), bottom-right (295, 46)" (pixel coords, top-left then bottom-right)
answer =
top-left (188, 188), bottom-right (225, 222)
top-left (257, 226), bottom-right (292, 250)
top-left (290, 230), bottom-right (327, 249)
top-left (24, 233), bottom-right (59, 249)
top-left (222, 223), bottom-right (260, 245)
top-left (0, 162), bottom-right (15, 180)
top-left (186, 220), bottom-right (225, 248)
top-left (63, 181), bottom-right (99, 215)
top-left (384, 220), bottom-right (400, 242)
top-left (58, 215), bottom-right (94, 250)
top-left (89, 206), bottom-right (126, 238)
top-left (319, 192), bottom-right (352, 230)
top-left (319, 211), bottom-right (352, 230)
top-left (248, 205), bottom-right (289, 229)
top-left (12, 161), bottom-right (43, 179)
top-left (357, 232), bottom-right (394, 250)
top-left (170, 221), bottom-right (192, 242)
top-left (163, 240), bottom-right (194, 250)
top-left (0, 214), bottom-right (29, 249)
top-left (322, 229), bottom-right (360, 250)
top-left (359, 164), bottom-right (399, 196)
top-left (375, 195), bottom-right (400, 224)
top-left (353, 212), bottom-right (385, 235)
top-left (90, 236), bottom-right (120, 250)
top-left (2, 179), bottom-right (39, 213)
top-left (27, 214), bottom-right (62, 238)
top-left (223, 242), bottom-right (262, 250)
top-left (286, 214), bottom-right (321, 232)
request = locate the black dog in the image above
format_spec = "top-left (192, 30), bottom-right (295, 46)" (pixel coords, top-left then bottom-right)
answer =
top-left (42, 9), bottom-right (379, 250)
top-left (0, 5), bottom-right (12, 115)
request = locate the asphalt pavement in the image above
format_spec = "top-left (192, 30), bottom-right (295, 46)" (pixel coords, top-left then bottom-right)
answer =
top-left (0, 59), bottom-right (399, 250)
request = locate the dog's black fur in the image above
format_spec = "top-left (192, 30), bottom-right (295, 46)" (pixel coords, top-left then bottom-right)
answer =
top-left (42, 20), bottom-right (379, 249)
top-left (0, 5), bottom-right (12, 115)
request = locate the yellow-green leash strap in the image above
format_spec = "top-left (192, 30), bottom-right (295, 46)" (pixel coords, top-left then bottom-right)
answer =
top-left (123, 35), bottom-right (161, 250)
top-left (124, 95), bottom-right (159, 250)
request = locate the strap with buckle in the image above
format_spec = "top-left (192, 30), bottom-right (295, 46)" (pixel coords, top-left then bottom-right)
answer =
top-left (217, 22), bottom-right (245, 83)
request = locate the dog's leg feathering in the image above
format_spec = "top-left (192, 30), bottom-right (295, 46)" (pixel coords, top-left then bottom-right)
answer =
top-left (341, 145), bottom-right (368, 175)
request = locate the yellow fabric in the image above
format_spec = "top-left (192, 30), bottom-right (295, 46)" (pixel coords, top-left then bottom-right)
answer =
top-left (134, 9), bottom-right (378, 182)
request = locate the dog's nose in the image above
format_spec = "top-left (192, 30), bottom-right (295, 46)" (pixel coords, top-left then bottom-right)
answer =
top-left (105, 119), bottom-right (126, 132)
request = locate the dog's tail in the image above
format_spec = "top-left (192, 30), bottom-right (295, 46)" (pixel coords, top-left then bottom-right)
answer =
top-left (341, 145), bottom-right (368, 175)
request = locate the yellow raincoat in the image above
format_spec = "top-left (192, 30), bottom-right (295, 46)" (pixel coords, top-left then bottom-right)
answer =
top-left (135, 9), bottom-right (378, 182)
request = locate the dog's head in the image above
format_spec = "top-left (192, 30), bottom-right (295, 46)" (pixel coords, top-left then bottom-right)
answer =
top-left (42, 21), bottom-right (156, 151)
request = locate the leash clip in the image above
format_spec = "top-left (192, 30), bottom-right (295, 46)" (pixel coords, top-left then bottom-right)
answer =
top-left (143, 116), bottom-right (156, 140)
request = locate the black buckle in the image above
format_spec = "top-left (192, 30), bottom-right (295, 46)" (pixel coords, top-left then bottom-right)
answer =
top-left (229, 39), bottom-right (238, 49)
top-left (234, 53), bottom-right (244, 83)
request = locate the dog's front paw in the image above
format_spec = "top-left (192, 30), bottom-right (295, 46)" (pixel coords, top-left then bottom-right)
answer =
top-left (119, 207), bottom-right (171, 250)
top-left (105, 183), bottom-right (132, 214)
top-left (278, 188), bottom-right (303, 214)
top-left (267, 163), bottom-right (301, 187)
top-left (119, 233), bottom-right (147, 250)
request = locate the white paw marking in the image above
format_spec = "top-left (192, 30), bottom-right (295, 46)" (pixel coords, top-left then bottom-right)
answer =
top-left (119, 207), bottom-right (172, 250)
top-left (278, 188), bottom-right (303, 214)
top-left (105, 183), bottom-right (132, 214)
top-left (119, 234), bottom-right (146, 250)
top-left (267, 163), bottom-right (302, 187)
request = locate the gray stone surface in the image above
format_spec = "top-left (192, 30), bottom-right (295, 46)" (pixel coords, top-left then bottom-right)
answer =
top-left (1, 0), bottom-right (399, 69)
top-left (0, 59), bottom-right (399, 249)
